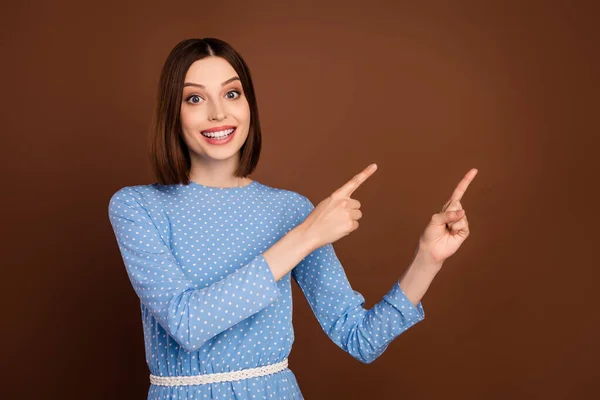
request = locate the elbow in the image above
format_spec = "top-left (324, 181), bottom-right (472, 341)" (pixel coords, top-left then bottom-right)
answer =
top-left (342, 348), bottom-right (381, 364)
top-left (176, 330), bottom-right (211, 353)
top-left (352, 348), bottom-right (384, 364)
top-left (165, 318), bottom-right (209, 353)
top-left (163, 290), bottom-right (212, 353)
top-left (169, 330), bottom-right (207, 353)
top-left (344, 332), bottom-right (388, 365)
top-left (180, 341), bottom-right (202, 353)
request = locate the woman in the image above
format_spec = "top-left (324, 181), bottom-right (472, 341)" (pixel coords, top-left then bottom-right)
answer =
top-left (108, 37), bottom-right (477, 400)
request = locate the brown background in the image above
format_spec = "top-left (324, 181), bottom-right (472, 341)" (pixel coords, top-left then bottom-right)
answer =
top-left (1, 0), bottom-right (598, 399)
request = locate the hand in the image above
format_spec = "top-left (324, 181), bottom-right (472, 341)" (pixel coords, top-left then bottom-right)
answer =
top-left (301, 163), bottom-right (378, 250)
top-left (416, 168), bottom-right (478, 264)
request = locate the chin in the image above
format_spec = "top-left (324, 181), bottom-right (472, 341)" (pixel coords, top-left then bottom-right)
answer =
top-left (197, 144), bottom-right (244, 161)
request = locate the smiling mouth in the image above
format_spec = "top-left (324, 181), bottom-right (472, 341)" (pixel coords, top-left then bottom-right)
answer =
top-left (200, 127), bottom-right (236, 139)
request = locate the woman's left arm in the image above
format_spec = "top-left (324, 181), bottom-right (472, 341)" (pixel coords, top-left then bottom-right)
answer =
top-left (292, 195), bottom-right (425, 365)
top-left (292, 167), bottom-right (478, 364)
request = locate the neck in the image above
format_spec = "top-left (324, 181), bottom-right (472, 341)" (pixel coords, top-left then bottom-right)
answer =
top-left (188, 156), bottom-right (247, 188)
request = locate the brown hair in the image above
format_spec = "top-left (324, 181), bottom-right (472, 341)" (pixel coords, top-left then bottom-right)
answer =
top-left (148, 38), bottom-right (262, 185)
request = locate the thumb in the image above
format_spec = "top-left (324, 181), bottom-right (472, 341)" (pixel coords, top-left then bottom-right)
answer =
top-left (433, 209), bottom-right (464, 225)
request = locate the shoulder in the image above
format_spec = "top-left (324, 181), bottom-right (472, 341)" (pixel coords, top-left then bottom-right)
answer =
top-left (254, 181), bottom-right (310, 204)
top-left (255, 181), bottom-right (314, 220)
top-left (109, 185), bottom-right (139, 206)
top-left (109, 183), bottom-right (150, 204)
top-left (108, 183), bottom-right (167, 216)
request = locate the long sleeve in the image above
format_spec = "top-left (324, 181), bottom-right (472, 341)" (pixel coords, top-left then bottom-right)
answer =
top-left (107, 187), bottom-right (282, 353)
top-left (292, 195), bottom-right (425, 364)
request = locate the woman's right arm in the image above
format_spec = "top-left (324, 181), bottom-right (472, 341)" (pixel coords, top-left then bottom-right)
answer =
top-left (108, 187), bottom-right (308, 353)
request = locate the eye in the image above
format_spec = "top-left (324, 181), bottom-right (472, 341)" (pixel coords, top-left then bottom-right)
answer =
top-left (185, 94), bottom-right (203, 104)
top-left (225, 90), bottom-right (241, 100)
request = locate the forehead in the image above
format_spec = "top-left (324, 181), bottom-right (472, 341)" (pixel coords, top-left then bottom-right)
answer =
top-left (184, 56), bottom-right (238, 85)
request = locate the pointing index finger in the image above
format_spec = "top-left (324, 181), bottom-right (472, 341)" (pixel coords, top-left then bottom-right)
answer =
top-left (448, 168), bottom-right (478, 202)
top-left (334, 163), bottom-right (378, 198)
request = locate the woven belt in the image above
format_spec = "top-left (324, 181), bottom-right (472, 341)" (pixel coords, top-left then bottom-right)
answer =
top-left (149, 358), bottom-right (289, 386)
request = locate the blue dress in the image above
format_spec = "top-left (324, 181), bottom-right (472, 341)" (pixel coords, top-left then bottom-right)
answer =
top-left (107, 179), bottom-right (425, 399)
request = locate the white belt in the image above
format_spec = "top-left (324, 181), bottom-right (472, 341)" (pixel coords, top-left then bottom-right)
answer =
top-left (149, 358), bottom-right (289, 386)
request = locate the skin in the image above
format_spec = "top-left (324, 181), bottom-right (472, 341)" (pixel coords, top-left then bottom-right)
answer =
top-left (398, 167), bottom-right (479, 305)
top-left (179, 56), bottom-right (253, 188)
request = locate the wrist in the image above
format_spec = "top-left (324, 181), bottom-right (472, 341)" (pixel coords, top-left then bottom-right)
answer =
top-left (292, 222), bottom-right (319, 255)
top-left (411, 249), bottom-right (444, 273)
top-left (398, 251), bottom-right (441, 306)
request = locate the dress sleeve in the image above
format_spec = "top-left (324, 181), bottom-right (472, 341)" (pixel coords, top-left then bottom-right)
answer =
top-left (291, 195), bottom-right (425, 364)
top-left (107, 187), bottom-right (281, 353)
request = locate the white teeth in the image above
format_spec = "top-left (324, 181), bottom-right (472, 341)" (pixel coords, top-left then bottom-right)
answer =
top-left (201, 128), bottom-right (235, 138)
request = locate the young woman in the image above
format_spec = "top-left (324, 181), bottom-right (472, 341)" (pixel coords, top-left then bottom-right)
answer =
top-left (108, 37), bottom-right (477, 400)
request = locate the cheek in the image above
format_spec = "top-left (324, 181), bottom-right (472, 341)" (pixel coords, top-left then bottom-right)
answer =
top-left (180, 108), bottom-right (204, 129)
top-left (231, 101), bottom-right (250, 123)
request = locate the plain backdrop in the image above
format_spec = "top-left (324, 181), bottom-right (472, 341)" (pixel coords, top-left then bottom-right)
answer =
top-left (1, 1), bottom-right (598, 399)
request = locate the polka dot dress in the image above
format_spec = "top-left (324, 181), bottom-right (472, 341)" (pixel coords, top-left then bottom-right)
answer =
top-left (108, 179), bottom-right (425, 399)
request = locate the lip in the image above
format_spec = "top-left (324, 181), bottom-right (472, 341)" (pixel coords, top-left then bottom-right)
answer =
top-left (201, 125), bottom-right (236, 133)
top-left (200, 127), bottom-right (237, 145)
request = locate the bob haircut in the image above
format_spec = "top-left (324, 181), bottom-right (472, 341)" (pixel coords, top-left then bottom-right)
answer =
top-left (149, 38), bottom-right (262, 185)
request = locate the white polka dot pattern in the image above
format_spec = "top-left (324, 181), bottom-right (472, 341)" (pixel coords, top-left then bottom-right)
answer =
top-left (107, 180), bottom-right (425, 399)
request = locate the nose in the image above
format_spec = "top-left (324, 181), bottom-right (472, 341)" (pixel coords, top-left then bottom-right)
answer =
top-left (208, 98), bottom-right (226, 121)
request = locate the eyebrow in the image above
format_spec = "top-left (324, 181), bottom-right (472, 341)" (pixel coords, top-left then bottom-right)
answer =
top-left (183, 76), bottom-right (240, 89)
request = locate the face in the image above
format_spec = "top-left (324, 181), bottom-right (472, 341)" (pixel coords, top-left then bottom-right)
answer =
top-left (179, 56), bottom-right (251, 165)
